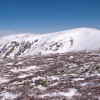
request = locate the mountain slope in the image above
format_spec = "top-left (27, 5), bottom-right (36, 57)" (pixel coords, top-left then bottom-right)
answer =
top-left (0, 50), bottom-right (100, 100)
top-left (0, 28), bottom-right (100, 58)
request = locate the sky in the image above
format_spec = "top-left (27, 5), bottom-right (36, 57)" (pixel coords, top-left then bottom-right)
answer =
top-left (0, 0), bottom-right (100, 36)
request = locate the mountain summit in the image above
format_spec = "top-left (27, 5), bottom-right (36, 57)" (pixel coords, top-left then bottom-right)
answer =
top-left (0, 28), bottom-right (100, 58)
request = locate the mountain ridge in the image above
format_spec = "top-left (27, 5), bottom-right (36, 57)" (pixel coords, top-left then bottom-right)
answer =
top-left (0, 28), bottom-right (100, 58)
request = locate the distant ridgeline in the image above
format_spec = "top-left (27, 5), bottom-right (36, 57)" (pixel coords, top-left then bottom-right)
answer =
top-left (0, 28), bottom-right (100, 58)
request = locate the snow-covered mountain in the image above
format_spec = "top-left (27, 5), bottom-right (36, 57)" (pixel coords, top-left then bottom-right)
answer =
top-left (0, 28), bottom-right (100, 58)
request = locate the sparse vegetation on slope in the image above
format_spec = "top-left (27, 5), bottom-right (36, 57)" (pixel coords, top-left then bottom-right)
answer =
top-left (0, 49), bottom-right (100, 100)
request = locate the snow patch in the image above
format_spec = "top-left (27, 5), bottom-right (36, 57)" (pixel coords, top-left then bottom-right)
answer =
top-left (0, 91), bottom-right (18, 100)
top-left (0, 77), bottom-right (8, 83)
top-left (72, 78), bottom-right (85, 81)
top-left (59, 88), bottom-right (77, 98)
top-left (10, 65), bottom-right (39, 72)
top-left (39, 88), bottom-right (77, 98)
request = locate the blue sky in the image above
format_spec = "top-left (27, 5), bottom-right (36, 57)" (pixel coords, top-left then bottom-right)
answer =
top-left (0, 0), bottom-right (100, 36)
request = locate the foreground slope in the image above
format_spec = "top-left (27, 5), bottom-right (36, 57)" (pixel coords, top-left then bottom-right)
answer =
top-left (0, 28), bottom-right (100, 58)
top-left (0, 50), bottom-right (100, 100)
